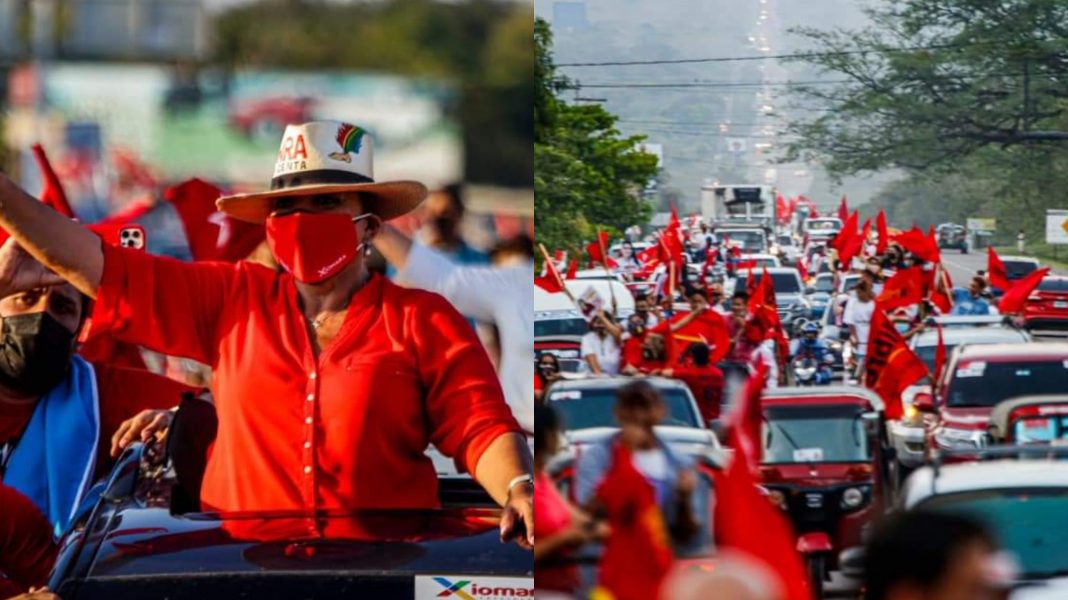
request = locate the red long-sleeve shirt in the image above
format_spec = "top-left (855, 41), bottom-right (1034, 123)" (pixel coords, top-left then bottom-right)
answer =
top-left (88, 243), bottom-right (520, 516)
top-left (672, 364), bottom-right (725, 422)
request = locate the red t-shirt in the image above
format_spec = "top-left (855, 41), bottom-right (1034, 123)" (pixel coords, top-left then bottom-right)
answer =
top-left (672, 364), bottom-right (725, 422)
top-left (0, 363), bottom-right (192, 478)
top-left (0, 484), bottom-right (58, 595)
top-left (621, 336), bottom-right (644, 370)
top-left (89, 244), bottom-right (520, 518)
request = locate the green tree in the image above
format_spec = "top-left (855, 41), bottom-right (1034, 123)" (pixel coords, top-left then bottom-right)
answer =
top-left (534, 19), bottom-right (659, 256)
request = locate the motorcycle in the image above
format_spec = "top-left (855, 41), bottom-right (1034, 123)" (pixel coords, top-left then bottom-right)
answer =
top-left (792, 357), bottom-right (820, 386)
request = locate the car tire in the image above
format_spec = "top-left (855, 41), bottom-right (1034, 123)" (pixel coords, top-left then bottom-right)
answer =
top-left (808, 554), bottom-right (826, 600)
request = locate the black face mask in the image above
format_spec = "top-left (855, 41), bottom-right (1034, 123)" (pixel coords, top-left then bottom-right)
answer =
top-left (0, 313), bottom-right (76, 397)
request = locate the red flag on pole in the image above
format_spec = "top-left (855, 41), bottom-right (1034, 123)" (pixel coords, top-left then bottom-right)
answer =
top-left (987, 246), bottom-right (1010, 291)
top-left (565, 259), bottom-right (578, 280)
top-left (593, 443), bottom-right (675, 600)
top-left (165, 179), bottom-right (265, 262)
top-left (863, 309), bottom-right (929, 419)
top-left (875, 210), bottom-right (889, 255)
top-left (837, 195), bottom-right (849, 221)
top-left (998, 267), bottom-right (1050, 314)
top-left (876, 266), bottom-right (927, 310)
top-left (838, 218), bottom-right (870, 267)
top-left (891, 226), bottom-right (941, 264)
top-left (535, 256), bottom-right (567, 294)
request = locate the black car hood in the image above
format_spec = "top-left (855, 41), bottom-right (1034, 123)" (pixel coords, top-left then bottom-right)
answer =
top-left (82, 508), bottom-right (531, 577)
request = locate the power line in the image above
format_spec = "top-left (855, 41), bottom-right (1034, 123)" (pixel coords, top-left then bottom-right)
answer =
top-left (556, 41), bottom-right (1001, 68)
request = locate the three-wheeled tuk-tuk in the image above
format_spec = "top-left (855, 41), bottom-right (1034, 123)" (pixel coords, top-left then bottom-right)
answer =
top-left (988, 395), bottom-right (1068, 446)
top-left (758, 386), bottom-right (895, 598)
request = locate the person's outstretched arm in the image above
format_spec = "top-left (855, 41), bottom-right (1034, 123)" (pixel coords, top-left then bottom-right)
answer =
top-left (0, 174), bottom-right (103, 297)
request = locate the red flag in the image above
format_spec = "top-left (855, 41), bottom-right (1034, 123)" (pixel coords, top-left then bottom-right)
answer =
top-left (838, 218), bottom-right (870, 267)
top-left (876, 266), bottom-right (926, 310)
top-left (987, 247), bottom-right (1010, 291)
top-left (716, 363), bottom-right (812, 600)
top-left (668, 311), bottom-right (731, 365)
top-left (31, 144), bottom-right (75, 218)
top-left (593, 443), bottom-right (675, 600)
top-left (798, 258), bottom-right (809, 283)
top-left (830, 210), bottom-right (858, 254)
top-left (891, 226), bottom-right (940, 264)
top-left (875, 210), bottom-right (889, 255)
top-left (535, 255), bottom-right (566, 294)
top-left (864, 309), bottom-right (929, 419)
top-left (775, 195), bottom-right (789, 224)
top-left (928, 266), bottom-right (953, 314)
top-left (565, 259), bottom-right (578, 280)
top-left (837, 195), bottom-right (849, 221)
top-left (97, 199), bottom-right (155, 226)
top-left (165, 179), bottom-right (265, 262)
top-left (998, 267), bottom-right (1050, 314)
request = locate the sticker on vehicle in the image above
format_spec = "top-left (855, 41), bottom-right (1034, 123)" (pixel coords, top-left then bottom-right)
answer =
top-left (955, 361), bottom-right (986, 378)
top-left (415, 575), bottom-right (534, 600)
top-left (793, 448), bottom-right (824, 462)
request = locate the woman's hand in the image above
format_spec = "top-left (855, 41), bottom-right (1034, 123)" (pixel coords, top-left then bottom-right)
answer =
top-left (499, 484), bottom-right (534, 550)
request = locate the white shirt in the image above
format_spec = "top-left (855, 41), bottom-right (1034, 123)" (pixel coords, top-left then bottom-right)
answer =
top-left (399, 242), bottom-right (534, 432)
top-left (581, 331), bottom-right (621, 376)
top-left (842, 295), bottom-right (876, 356)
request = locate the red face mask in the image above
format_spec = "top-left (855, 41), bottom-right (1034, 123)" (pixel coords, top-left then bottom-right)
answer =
top-left (266, 212), bottom-right (374, 283)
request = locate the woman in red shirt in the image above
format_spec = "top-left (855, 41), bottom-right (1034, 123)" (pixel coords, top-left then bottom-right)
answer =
top-left (0, 121), bottom-right (532, 547)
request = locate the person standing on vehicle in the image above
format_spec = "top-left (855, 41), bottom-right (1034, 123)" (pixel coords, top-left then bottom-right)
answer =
top-left (951, 277), bottom-right (996, 316)
top-left (620, 314), bottom-right (647, 373)
top-left (634, 293), bottom-right (661, 328)
top-left (575, 380), bottom-right (707, 556)
top-left (659, 343), bottom-right (725, 423)
top-left (534, 353), bottom-right (562, 406)
top-left (581, 310), bottom-right (622, 376)
top-left (842, 280), bottom-right (876, 377)
top-left (0, 121), bottom-right (532, 547)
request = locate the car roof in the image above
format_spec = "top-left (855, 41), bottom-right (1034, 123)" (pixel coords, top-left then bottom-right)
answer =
top-left (548, 375), bottom-right (690, 392)
top-left (763, 385), bottom-right (883, 410)
top-left (999, 256), bottom-right (1040, 264)
top-left (912, 327), bottom-right (1029, 347)
top-left (954, 342), bottom-right (1068, 360)
top-left (904, 460), bottom-right (1068, 508)
top-left (989, 395), bottom-right (1068, 435)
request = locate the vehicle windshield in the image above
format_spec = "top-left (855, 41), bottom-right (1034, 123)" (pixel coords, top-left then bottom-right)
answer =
top-left (1038, 279), bottom-right (1068, 292)
top-left (734, 272), bottom-right (802, 295)
top-left (946, 360), bottom-right (1068, 407)
top-left (1003, 260), bottom-right (1038, 279)
top-left (548, 387), bottom-right (700, 430)
top-left (813, 277), bottom-right (835, 293)
top-left (916, 344), bottom-right (959, 373)
top-left (917, 488), bottom-right (1068, 580)
top-left (806, 219), bottom-right (841, 231)
top-left (721, 230), bottom-right (765, 251)
top-left (535, 317), bottom-right (589, 338)
top-left (762, 405), bottom-right (871, 464)
top-left (777, 236), bottom-right (793, 246)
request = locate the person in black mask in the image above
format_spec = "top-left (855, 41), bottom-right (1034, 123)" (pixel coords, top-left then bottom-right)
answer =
top-left (417, 183), bottom-right (488, 266)
top-left (0, 239), bottom-right (196, 597)
top-left (534, 353), bottom-right (562, 405)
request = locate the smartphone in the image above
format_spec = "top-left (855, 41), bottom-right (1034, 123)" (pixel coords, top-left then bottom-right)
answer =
top-left (89, 224), bottom-right (146, 251)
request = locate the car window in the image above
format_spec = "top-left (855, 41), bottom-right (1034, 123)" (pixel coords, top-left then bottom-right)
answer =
top-left (762, 405), bottom-right (870, 464)
top-left (1003, 260), bottom-right (1038, 279)
top-left (1038, 279), bottom-right (1068, 292)
top-left (535, 317), bottom-right (589, 338)
top-left (917, 488), bottom-right (1068, 579)
top-left (813, 277), bottom-right (835, 293)
top-left (548, 387), bottom-right (700, 429)
top-left (946, 360), bottom-right (1068, 407)
top-left (734, 272), bottom-right (801, 295)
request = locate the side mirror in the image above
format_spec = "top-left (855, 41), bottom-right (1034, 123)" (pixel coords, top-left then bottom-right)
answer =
top-left (913, 392), bottom-right (936, 413)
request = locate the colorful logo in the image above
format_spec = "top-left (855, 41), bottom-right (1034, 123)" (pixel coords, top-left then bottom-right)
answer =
top-left (433, 577), bottom-right (475, 600)
top-left (328, 122), bottom-right (366, 162)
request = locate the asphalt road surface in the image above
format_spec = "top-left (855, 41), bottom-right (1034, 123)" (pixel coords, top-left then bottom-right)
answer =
top-left (939, 246), bottom-right (1064, 284)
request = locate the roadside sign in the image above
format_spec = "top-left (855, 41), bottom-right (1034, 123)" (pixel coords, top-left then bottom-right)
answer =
top-left (966, 218), bottom-right (996, 232)
top-left (1046, 210), bottom-right (1068, 245)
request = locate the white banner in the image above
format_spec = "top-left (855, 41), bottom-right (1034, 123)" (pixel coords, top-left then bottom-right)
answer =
top-left (1046, 210), bottom-right (1068, 245)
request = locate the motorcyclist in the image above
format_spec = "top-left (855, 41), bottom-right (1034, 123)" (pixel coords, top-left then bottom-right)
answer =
top-left (788, 322), bottom-right (833, 385)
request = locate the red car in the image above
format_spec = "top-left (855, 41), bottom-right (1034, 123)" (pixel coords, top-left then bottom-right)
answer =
top-left (759, 387), bottom-right (892, 598)
top-left (916, 343), bottom-right (1068, 461)
top-left (1022, 275), bottom-right (1068, 330)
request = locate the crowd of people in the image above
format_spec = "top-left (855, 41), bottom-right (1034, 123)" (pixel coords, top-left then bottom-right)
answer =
top-left (534, 207), bottom-right (1039, 599)
top-left (0, 121), bottom-right (534, 599)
